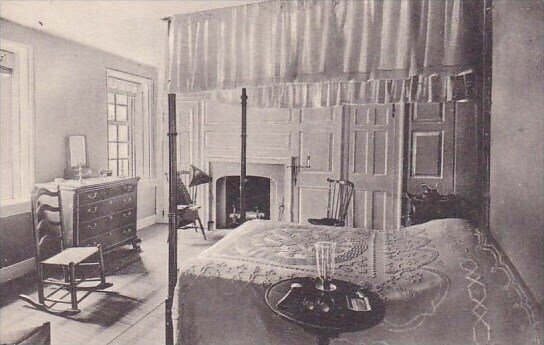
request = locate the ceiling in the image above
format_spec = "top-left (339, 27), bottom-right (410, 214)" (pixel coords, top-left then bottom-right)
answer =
top-left (0, 1), bottom-right (258, 68)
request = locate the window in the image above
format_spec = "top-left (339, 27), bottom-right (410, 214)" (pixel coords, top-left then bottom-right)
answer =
top-left (106, 70), bottom-right (154, 179)
top-left (107, 90), bottom-right (132, 176)
top-left (0, 40), bottom-right (34, 216)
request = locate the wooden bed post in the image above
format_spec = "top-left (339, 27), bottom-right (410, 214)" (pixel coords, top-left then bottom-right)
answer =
top-left (166, 93), bottom-right (177, 345)
top-left (240, 88), bottom-right (248, 223)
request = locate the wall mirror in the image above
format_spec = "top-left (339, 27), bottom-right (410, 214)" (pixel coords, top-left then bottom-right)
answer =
top-left (68, 135), bottom-right (87, 167)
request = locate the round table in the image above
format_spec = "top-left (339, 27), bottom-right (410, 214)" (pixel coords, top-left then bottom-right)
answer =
top-left (265, 277), bottom-right (385, 345)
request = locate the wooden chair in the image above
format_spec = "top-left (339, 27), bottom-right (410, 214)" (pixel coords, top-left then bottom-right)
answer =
top-left (175, 170), bottom-right (207, 240)
top-left (19, 187), bottom-right (112, 315)
top-left (308, 178), bottom-right (354, 227)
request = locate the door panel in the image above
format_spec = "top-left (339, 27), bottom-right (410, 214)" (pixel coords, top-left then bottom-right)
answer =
top-left (293, 107), bottom-right (342, 224)
top-left (352, 190), bottom-right (367, 228)
top-left (412, 131), bottom-right (443, 176)
top-left (347, 104), bottom-right (397, 230)
top-left (371, 191), bottom-right (387, 229)
top-left (406, 103), bottom-right (455, 194)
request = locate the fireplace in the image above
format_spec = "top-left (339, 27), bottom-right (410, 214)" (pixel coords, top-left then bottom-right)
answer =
top-left (216, 176), bottom-right (271, 228)
top-left (208, 161), bottom-right (290, 229)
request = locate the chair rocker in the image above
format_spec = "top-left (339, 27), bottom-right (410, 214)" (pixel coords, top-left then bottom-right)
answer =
top-left (308, 178), bottom-right (354, 227)
top-left (19, 187), bottom-right (112, 315)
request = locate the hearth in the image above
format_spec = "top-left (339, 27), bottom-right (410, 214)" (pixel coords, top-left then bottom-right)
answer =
top-left (219, 176), bottom-right (271, 228)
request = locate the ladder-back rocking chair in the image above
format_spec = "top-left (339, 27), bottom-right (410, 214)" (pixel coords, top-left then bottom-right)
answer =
top-left (19, 187), bottom-right (112, 315)
top-left (308, 178), bottom-right (354, 227)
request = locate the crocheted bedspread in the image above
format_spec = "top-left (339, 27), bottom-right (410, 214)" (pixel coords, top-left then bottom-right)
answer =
top-left (176, 219), bottom-right (542, 345)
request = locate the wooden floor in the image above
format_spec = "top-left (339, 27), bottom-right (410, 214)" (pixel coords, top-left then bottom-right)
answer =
top-left (0, 224), bottom-right (224, 345)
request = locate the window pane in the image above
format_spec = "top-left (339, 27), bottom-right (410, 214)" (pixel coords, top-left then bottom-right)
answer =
top-left (107, 93), bottom-right (115, 104)
top-left (109, 160), bottom-right (118, 175)
top-left (116, 105), bottom-right (127, 121)
top-left (116, 94), bottom-right (127, 105)
top-left (108, 104), bottom-right (115, 120)
top-left (118, 125), bottom-right (128, 142)
top-left (108, 125), bottom-right (118, 142)
top-left (118, 143), bottom-right (129, 158)
top-left (109, 143), bottom-right (118, 159)
top-left (119, 159), bottom-right (129, 176)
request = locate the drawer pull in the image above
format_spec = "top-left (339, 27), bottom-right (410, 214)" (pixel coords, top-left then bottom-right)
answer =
top-left (124, 197), bottom-right (132, 203)
top-left (123, 228), bottom-right (133, 235)
top-left (124, 185), bottom-right (133, 192)
top-left (87, 223), bottom-right (97, 230)
top-left (87, 192), bottom-right (98, 200)
top-left (123, 211), bottom-right (132, 217)
top-left (87, 206), bottom-right (98, 214)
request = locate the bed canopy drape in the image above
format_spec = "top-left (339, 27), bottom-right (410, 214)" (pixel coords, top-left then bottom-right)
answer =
top-left (166, 0), bottom-right (482, 107)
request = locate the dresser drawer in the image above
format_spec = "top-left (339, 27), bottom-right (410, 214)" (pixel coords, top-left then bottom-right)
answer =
top-left (80, 224), bottom-right (136, 250)
top-left (111, 182), bottom-right (137, 196)
top-left (78, 182), bottom-right (138, 206)
top-left (78, 192), bottom-right (136, 223)
top-left (79, 208), bottom-right (136, 241)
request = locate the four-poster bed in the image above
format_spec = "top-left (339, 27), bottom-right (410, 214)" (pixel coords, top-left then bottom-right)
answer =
top-left (172, 219), bottom-right (542, 345)
top-left (163, 1), bottom-right (542, 344)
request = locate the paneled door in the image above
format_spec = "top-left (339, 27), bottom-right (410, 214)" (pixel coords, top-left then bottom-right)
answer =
top-left (346, 104), bottom-right (398, 230)
top-left (292, 107), bottom-right (343, 223)
top-left (405, 103), bottom-right (455, 195)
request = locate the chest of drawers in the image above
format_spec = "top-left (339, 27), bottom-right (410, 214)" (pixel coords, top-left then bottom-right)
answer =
top-left (39, 177), bottom-right (141, 251)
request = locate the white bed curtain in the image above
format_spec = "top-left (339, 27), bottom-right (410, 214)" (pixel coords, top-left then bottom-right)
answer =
top-left (167, 0), bottom-right (482, 107)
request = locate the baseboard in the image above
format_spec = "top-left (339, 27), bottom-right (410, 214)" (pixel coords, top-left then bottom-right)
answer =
top-left (0, 258), bottom-right (35, 284)
top-left (137, 214), bottom-right (157, 230)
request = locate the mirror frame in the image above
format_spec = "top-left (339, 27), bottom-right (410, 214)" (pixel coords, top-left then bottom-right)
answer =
top-left (67, 135), bottom-right (88, 168)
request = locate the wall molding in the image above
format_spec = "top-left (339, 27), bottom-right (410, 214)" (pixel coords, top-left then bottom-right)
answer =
top-left (0, 258), bottom-right (34, 284)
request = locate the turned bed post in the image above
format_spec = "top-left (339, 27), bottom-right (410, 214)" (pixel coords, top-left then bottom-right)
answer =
top-left (240, 88), bottom-right (248, 223)
top-left (166, 93), bottom-right (178, 345)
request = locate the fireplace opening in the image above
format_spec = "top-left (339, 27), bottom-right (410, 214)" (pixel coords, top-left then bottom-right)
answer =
top-left (216, 175), bottom-right (271, 228)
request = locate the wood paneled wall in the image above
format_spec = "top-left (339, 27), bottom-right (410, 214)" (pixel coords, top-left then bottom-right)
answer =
top-left (175, 94), bottom-right (479, 231)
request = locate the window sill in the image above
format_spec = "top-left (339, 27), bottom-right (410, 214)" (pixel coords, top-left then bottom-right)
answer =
top-left (0, 199), bottom-right (31, 218)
